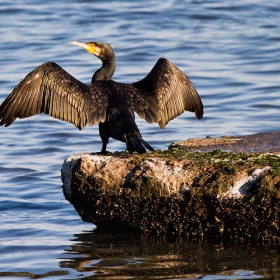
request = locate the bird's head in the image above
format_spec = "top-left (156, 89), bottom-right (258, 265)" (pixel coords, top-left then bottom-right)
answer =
top-left (71, 40), bottom-right (116, 81)
top-left (71, 40), bottom-right (114, 62)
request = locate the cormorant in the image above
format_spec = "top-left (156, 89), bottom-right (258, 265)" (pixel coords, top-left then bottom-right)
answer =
top-left (0, 40), bottom-right (203, 154)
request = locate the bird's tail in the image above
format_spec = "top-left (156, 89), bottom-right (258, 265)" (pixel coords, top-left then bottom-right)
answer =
top-left (126, 135), bottom-right (155, 154)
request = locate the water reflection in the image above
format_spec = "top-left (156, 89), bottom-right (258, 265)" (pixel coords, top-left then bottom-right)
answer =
top-left (58, 232), bottom-right (279, 279)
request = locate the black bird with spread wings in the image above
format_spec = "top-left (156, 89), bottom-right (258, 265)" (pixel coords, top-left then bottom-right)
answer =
top-left (0, 40), bottom-right (203, 154)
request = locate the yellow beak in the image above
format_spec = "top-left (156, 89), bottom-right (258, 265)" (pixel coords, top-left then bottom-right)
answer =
top-left (71, 40), bottom-right (95, 54)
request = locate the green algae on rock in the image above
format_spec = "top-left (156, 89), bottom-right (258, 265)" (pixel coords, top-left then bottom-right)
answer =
top-left (61, 132), bottom-right (280, 241)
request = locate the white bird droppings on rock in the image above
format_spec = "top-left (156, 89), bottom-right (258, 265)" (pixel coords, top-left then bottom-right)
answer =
top-left (222, 166), bottom-right (271, 198)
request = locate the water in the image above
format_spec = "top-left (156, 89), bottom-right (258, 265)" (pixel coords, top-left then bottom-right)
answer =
top-left (0, 0), bottom-right (280, 279)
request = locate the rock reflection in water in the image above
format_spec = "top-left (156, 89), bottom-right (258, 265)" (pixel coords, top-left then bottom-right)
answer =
top-left (59, 232), bottom-right (278, 279)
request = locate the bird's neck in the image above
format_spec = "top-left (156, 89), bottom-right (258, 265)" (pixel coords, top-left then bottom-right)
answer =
top-left (92, 57), bottom-right (116, 83)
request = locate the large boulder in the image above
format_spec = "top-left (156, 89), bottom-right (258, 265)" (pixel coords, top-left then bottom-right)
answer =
top-left (61, 132), bottom-right (280, 241)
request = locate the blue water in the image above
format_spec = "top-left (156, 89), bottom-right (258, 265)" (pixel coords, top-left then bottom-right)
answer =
top-left (1, 0), bottom-right (280, 279)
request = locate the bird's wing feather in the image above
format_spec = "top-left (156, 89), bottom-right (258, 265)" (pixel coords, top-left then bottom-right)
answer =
top-left (114, 81), bottom-right (159, 124)
top-left (118, 58), bottom-right (203, 129)
top-left (0, 62), bottom-right (109, 130)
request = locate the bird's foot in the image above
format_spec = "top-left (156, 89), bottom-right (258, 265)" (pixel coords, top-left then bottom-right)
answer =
top-left (94, 150), bottom-right (116, 156)
top-left (94, 150), bottom-right (108, 155)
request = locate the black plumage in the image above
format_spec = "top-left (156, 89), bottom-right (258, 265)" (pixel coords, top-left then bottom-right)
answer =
top-left (0, 40), bottom-right (203, 154)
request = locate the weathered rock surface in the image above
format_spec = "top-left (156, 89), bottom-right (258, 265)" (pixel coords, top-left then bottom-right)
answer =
top-left (61, 132), bottom-right (280, 241)
top-left (171, 131), bottom-right (280, 153)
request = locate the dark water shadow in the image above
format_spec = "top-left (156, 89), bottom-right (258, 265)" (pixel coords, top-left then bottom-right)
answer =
top-left (55, 231), bottom-right (278, 279)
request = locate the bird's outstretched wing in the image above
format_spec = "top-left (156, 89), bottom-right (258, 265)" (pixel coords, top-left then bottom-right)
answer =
top-left (116, 58), bottom-right (203, 129)
top-left (0, 62), bottom-right (109, 130)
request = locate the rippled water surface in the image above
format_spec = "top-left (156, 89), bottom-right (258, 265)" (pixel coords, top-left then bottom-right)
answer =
top-left (1, 0), bottom-right (280, 279)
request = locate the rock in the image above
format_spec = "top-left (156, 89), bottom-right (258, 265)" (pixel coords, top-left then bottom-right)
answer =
top-left (171, 131), bottom-right (280, 153)
top-left (61, 132), bottom-right (280, 241)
